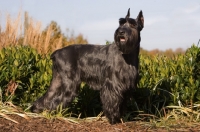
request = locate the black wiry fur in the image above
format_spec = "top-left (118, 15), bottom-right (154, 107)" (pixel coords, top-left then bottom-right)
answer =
top-left (31, 8), bottom-right (144, 124)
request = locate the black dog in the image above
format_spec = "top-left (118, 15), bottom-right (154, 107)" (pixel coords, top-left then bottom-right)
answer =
top-left (31, 8), bottom-right (144, 124)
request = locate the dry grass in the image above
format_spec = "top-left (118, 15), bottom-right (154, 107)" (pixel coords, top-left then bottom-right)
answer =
top-left (0, 101), bottom-right (29, 124)
top-left (0, 11), bottom-right (88, 55)
top-left (0, 12), bottom-right (21, 47)
top-left (0, 100), bottom-right (102, 124)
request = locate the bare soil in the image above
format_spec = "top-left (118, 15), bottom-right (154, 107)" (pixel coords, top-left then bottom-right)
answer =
top-left (0, 115), bottom-right (199, 132)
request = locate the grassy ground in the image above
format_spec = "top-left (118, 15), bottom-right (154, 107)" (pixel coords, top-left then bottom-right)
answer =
top-left (1, 102), bottom-right (200, 132)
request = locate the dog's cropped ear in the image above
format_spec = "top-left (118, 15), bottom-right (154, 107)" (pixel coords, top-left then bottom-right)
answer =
top-left (136, 10), bottom-right (144, 31)
top-left (125, 8), bottom-right (130, 20)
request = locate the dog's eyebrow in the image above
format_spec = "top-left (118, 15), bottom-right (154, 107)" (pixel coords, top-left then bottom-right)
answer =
top-left (128, 18), bottom-right (136, 25)
top-left (119, 18), bottom-right (126, 25)
top-left (119, 18), bottom-right (136, 26)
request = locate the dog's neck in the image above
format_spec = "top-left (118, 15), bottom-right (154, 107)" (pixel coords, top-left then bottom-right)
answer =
top-left (122, 42), bottom-right (140, 70)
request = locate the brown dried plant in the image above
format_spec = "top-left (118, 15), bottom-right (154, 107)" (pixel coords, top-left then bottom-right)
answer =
top-left (0, 12), bottom-right (22, 47)
top-left (0, 11), bottom-right (87, 55)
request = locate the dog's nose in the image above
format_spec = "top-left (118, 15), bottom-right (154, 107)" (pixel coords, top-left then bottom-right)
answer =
top-left (119, 30), bottom-right (125, 35)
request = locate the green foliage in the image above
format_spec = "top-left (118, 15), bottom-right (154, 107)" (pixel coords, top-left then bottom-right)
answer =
top-left (0, 44), bottom-right (200, 122)
top-left (0, 46), bottom-right (52, 107)
top-left (135, 44), bottom-right (200, 118)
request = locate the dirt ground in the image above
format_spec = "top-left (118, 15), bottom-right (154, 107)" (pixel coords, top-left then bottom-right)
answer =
top-left (0, 115), bottom-right (200, 132)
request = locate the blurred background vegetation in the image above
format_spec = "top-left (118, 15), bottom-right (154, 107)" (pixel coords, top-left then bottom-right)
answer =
top-left (0, 11), bottom-right (88, 55)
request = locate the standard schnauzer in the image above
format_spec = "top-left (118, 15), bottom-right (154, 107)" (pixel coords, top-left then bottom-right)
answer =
top-left (31, 8), bottom-right (144, 124)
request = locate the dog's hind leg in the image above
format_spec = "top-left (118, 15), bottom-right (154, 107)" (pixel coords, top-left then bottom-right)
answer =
top-left (59, 71), bottom-right (80, 108)
top-left (31, 67), bottom-right (62, 113)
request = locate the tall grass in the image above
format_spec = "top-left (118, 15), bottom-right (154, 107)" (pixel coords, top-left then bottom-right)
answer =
top-left (0, 12), bottom-right (22, 47)
top-left (0, 11), bottom-right (88, 55)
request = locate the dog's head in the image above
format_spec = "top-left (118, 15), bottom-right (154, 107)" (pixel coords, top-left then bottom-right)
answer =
top-left (114, 8), bottom-right (144, 54)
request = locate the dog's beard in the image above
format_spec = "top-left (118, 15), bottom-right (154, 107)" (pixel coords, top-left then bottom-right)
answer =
top-left (116, 36), bottom-right (137, 54)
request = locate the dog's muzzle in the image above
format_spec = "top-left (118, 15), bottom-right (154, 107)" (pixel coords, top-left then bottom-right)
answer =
top-left (118, 35), bottom-right (127, 44)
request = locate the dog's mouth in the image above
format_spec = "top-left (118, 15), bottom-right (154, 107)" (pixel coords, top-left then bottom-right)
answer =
top-left (119, 36), bottom-right (126, 43)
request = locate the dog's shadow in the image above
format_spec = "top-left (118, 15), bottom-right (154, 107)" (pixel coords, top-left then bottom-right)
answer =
top-left (69, 86), bottom-right (151, 120)
top-left (69, 83), bottom-right (102, 118)
top-left (69, 85), bottom-right (151, 120)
